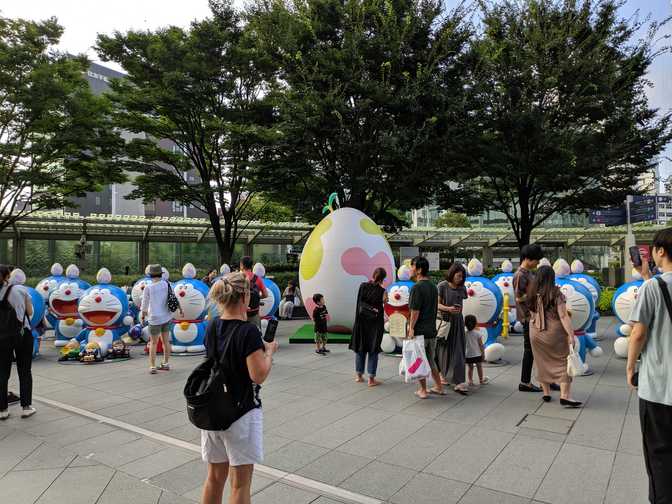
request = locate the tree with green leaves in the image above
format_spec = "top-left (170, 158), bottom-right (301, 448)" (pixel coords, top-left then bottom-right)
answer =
top-left (96, 1), bottom-right (279, 263)
top-left (0, 16), bottom-right (125, 233)
top-left (250, 0), bottom-right (472, 228)
top-left (438, 0), bottom-right (672, 247)
top-left (434, 211), bottom-right (471, 228)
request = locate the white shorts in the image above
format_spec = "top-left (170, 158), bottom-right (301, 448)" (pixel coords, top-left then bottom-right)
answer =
top-left (201, 408), bottom-right (263, 466)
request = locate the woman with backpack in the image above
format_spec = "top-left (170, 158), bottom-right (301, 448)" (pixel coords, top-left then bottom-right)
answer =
top-left (0, 264), bottom-right (35, 420)
top-left (199, 272), bottom-right (278, 504)
top-left (141, 264), bottom-right (176, 374)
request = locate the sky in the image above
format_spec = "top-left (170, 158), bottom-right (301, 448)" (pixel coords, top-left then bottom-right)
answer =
top-left (1, 0), bottom-right (670, 183)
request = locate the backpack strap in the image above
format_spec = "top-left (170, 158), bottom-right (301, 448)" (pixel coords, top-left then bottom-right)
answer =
top-left (655, 277), bottom-right (672, 324)
top-left (1, 284), bottom-right (14, 303)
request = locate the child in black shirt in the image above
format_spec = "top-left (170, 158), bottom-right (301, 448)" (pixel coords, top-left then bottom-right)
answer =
top-left (312, 293), bottom-right (330, 355)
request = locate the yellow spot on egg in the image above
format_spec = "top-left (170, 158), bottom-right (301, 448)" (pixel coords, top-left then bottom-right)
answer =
top-left (299, 216), bottom-right (332, 281)
top-left (360, 218), bottom-right (384, 236)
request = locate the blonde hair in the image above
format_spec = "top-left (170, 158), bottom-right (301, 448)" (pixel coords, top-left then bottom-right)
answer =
top-left (209, 272), bottom-right (250, 311)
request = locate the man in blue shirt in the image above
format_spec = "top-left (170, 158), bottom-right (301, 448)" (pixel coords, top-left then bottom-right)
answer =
top-left (628, 228), bottom-right (672, 504)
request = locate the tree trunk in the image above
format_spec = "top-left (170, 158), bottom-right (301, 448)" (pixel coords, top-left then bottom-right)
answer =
top-left (206, 206), bottom-right (229, 265)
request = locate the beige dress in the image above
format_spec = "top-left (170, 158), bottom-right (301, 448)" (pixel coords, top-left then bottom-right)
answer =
top-left (530, 293), bottom-right (572, 384)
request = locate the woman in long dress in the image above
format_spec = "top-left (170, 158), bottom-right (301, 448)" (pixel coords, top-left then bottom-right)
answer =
top-left (436, 263), bottom-right (469, 395)
top-left (528, 265), bottom-right (582, 408)
top-left (350, 268), bottom-right (387, 387)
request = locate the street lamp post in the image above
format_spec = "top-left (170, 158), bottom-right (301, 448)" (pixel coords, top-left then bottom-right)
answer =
top-left (624, 195), bottom-right (635, 282)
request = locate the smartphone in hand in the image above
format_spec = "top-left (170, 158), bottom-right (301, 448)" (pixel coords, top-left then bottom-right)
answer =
top-left (629, 246), bottom-right (642, 267)
top-left (264, 319), bottom-right (278, 343)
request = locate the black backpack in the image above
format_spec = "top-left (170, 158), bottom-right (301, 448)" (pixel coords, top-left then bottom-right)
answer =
top-left (183, 320), bottom-right (254, 431)
top-left (248, 274), bottom-right (261, 312)
top-left (0, 285), bottom-right (23, 343)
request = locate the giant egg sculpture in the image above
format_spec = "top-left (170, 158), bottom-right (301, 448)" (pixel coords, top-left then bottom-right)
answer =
top-left (299, 197), bottom-right (395, 333)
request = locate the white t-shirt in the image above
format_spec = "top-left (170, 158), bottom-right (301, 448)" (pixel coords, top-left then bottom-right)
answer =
top-left (141, 280), bottom-right (172, 326)
top-left (0, 283), bottom-right (31, 329)
top-left (465, 329), bottom-right (483, 359)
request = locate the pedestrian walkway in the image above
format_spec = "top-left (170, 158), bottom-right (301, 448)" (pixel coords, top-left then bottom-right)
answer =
top-left (0, 317), bottom-right (648, 503)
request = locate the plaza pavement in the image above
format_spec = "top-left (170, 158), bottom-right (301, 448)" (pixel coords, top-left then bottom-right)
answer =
top-left (0, 317), bottom-right (649, 504)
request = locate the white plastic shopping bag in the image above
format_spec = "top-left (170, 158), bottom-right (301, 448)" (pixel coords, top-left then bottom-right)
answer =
top-left (566, 343), bottom-right (583, 378)
top-left (400, 335), bottom-right (431, 383)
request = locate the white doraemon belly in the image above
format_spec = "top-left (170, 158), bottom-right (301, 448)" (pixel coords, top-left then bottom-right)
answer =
top-left (614, 286), bottom-right (639, 325)
top-left (57, 319), bottom-right (83, 340)
top-left (88, 329), bottom-right (113, 354)
top-left (463, 280), bottom-right (498, 323)
top-left (173, 323), bottom-right (198, 344)
top-left (558, 284), bottom-right (591, 331)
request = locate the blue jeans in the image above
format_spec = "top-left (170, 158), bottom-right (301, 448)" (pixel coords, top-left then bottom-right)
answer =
top-left (355, 351), bottom-right (379, 377)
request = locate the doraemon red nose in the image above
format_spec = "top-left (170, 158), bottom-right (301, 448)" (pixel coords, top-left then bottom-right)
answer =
top-left (394, 293), bottom-right (401, 300)
top-left (95, 296), bottom-right (102, 303)
top-left (468, 288), bottom-right (475, 297)
top-left (179, 291), bottom-right (186, 297)
top-left (503, 281), bottom-right (509, 287)
top-left (65, 289), bottom-right (71, 296)
top-left (43, 285), bottom-right (49, 291)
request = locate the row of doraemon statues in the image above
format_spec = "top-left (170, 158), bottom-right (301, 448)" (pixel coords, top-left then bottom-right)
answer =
top-left (34, 262), bottom-right (282, 359)
top-left (381, 257), bottom-right (603, 375)
top-left (611, 268), bottom-right (646, 360)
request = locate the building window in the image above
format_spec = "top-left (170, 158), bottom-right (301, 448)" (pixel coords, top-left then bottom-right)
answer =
top-left (95, 196), bottom-right (101, 206)
top-left (172, 201), bottom-right (183, 213)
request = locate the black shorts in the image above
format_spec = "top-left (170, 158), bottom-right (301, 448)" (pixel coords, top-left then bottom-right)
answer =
top-left (466, 356), bottom-right (483, 365)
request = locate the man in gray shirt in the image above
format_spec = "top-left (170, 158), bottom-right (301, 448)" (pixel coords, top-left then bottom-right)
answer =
top-left (628, 228), bottom-right (672, 504)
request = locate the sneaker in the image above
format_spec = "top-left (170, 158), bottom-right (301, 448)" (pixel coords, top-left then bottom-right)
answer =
top-left (149, 367), bottom-right (158, 374)
top-left (480, 377), bottom-right (490, 385)
top-left (0, 410), bottom-right (8, 420)
top-left (21, 406), bottom-right (36, 418)
top-left (315, 349), bottom-right (324, 355)
top-left (159, 363), bottom-right (170, 371)
top-left (322, 348), bottom-right (330, 353)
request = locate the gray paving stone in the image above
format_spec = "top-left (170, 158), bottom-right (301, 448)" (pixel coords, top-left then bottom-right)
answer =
top-left (301, 408), bottom-right (391, 449)
top-left (181, 474), bottom-right (276, 501)
top-left (251, 481), bottom-right (320, 504)
top-left (476, 434), bottom-right (561, 497)
top-left (0, 468), bottom-right (61, 504)
top-left (165, 424), bottom-right (200, 443)
top-left (458, 486), bottom-right (530, 504)
top-left (310, 498), bottom-right (349, 504)
top-left (390, 472), bottom-right (469, 504)
top-left (14, 442), bottom-right (76, 471)
top-left (157, 490), bottom-right (196, 504)
top-left (378, 420), bottom-right (471, 470)
top-left (119, 447), bottom-right (199, 480)
top-left (263, 433), bottom-right (293, 454)
top-left (50, 422), bottom-right (117, 447)
top-left (340, 460), bottom-right (416, 500)
top-left (116, 406), bottom-right (176, 424)
top-left (143, 412), bottom-right (191, 433)
top-left (24, 414), bottom-right (95, 436)
top-left (617, 412), bottom-right (642, 456)
top-left (296, 450), bottom-right (371, 485)
top-left (97, 470), bottom-right (162, 504)
top-left (567, 385), bottom-right (628, 451)
top-left (268, 402), bottom-right (360, 441)
top-left (604, 451), bottom-right (649, 504)
top-left (68, 455), bottom-right (102, 468)
top-left (519, 414), bottom-right (574, 434)
top-left (437, 393), bottom-right (505, 425)
top-left (91, 437), bottom-right (167, 467)
top-left (0, 430), bottom-right (43, 475)
top-left (35, 465), bottom-right (115, 504)
top-left (424, 427), bottom-right (515, 484)
top-left (338, 413), bottom-right (428, 457)
top-left (400, 394), bottom-right (460, 419)
top-left (535, 443), bottom-right (614, 504)
top-left (67, 428), bottom-right (142, 456)
top-left (148, 459), bottom-right (206, 495)
top-left (262, 441), bottom-right (329, 472)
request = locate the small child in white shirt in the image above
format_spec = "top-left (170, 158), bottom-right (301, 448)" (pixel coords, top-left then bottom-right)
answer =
top-left (464, 315), bottom-right (489, 387)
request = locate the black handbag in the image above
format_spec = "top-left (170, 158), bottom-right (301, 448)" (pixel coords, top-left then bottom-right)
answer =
top-left (356, 282), bottom-right (380, 320)
top-left (183, 320), bottom-right (250, 431)
top-left (166, 281), bottom-right (180, 313)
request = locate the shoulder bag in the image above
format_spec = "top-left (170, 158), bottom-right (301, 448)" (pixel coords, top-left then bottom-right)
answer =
top-left (357, 283), bottom-right (380, 320)
top-left (655, 277), bottom-right (672, 322)
top-left (166, 280), bottom-right (180, 313)
top-left (183, 320), bottom-right (252, 431)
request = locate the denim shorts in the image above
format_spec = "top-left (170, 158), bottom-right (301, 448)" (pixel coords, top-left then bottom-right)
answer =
top-left (149, 322), bottom-right (170, 336)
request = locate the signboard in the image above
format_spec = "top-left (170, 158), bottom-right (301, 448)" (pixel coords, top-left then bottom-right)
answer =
top-left (589, 207), bottom-right (626, 226)
top-left (423, 252), bottom-right (440, 271)
top-left (631, 195), bottom-right (657, 223)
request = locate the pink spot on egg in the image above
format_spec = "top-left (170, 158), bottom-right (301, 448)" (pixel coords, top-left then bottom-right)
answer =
top-left (340, 247), bottom-right (394, 288)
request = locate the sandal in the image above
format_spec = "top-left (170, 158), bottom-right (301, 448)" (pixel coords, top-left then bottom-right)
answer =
top-left (429, 387), bottom-right (447, 396)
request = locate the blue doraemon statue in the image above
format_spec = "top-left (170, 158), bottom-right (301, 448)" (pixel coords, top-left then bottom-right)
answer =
top-left (568, 260), bottom-right (602, 340)
top-left (254, 263), bottom-right (280, 318)
top-left (129, 265), bottom-right (151, 324)
top-left (77, 268), bottom-right (134, 356)
top-left (35, 263), bottom-right (65, 330)
top-left (10, 269), bottom-right (46, 358)
top-left (49, 265), bottom-right (90, 347)
top-left (492, 259), bottom-right (522, 334)
top-left (611, 269), bottom-right (644, 358)
top-left (381, 264), bottom-right (415, 353)
top-left (171, 263), bottom-right (208, 353)
top-left (554, 259), bottom-right (601, 374)
top-left (463, 259), bottom-right (504, 362)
